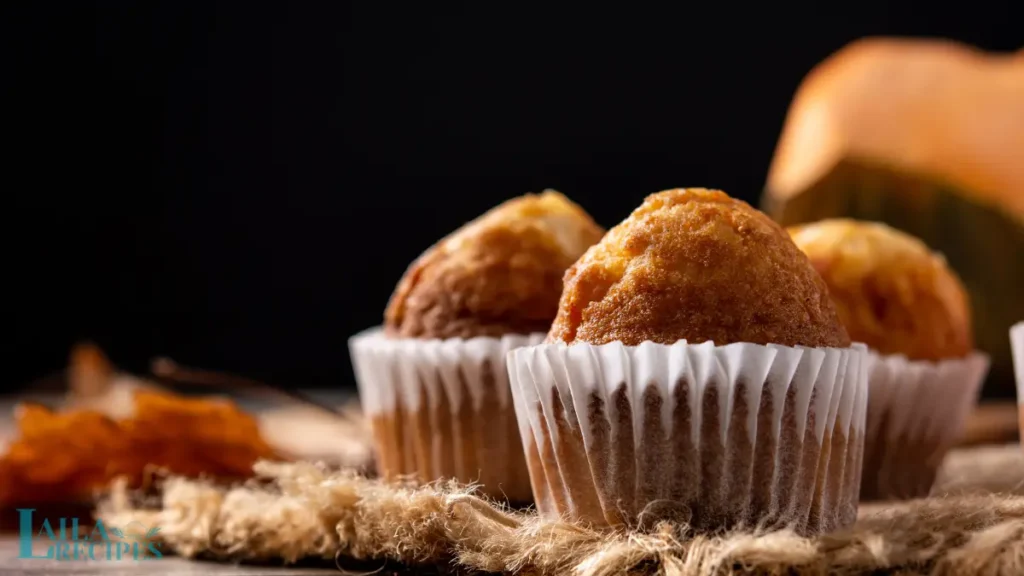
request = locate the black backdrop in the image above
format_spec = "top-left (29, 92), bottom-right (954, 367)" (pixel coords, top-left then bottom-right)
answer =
top-left (6, 2), bottom-right (1020, 392)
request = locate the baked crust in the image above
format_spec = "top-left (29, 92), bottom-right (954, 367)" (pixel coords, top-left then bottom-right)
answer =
top-left (385, 190), bottom-right (604, 339)
top-left (548, 188), bottom-right (850, 348)
top-left (788, 219), bottom-right (973, 360)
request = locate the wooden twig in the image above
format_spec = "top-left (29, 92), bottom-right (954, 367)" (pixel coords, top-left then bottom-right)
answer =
top-left (149, 357), bottom-right (345, 419)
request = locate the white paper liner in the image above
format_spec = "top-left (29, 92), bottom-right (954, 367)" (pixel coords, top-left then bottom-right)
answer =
top-left (1013, 323), bottom-right (1024, 406)
top-left (1012, 322), bottom-right (1024, 444)
top-left (508, 340), bottom-right (869, 534)
top-left (861, 351), bottom-right (990, 501)
top-left (348, 327), bottom-right (544, 501)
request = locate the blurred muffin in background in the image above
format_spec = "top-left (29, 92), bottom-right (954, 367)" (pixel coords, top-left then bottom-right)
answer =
top-left (349, 190), bottom-right (603, 502)
top-left (790, 219), bottom-right (989, 500)
top-left (789, 220), bottom-right (972, 360)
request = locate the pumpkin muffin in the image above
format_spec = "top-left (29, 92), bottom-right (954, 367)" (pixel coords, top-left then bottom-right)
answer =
top-left (349, 190), bottom-right (603, 502)
top-left (789, 219), bottom-right (989, 500)
top-left (509, 188), bottom-right (869, 534)
top-left (548, 189), bottom-right (850, 348)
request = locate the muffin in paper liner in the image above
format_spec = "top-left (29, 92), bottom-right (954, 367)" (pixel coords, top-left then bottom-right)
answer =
top-left (508, 340), bottom-right (869, 534)
top-left (787, 219), bottom-right (992, 500)
top-left (861, 351), bottom-right (989, 501)
top-left (1013, 322), bottom-right (1024, 444)
top-left (349, 328), bottom-right (543, 502)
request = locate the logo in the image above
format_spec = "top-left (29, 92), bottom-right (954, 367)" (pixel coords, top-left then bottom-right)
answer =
top-left (16, 509), bottom-right (163, 561)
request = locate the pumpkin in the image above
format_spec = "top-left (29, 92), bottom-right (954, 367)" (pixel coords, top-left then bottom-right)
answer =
top-left (763, 38), bottom-right (1024, 398)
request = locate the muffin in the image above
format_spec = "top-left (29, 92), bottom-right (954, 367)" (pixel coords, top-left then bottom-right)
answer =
top-left (349, 190), bottom-right (603, 501)
top-left (508, 188), bottom-right (869, 534)
top-left (1010, 323), bottom-right (1023, 450)
top-left (789, 219), bottom-right (990, 500)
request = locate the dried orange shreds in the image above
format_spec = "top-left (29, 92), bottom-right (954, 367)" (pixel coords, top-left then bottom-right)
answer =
top-left (0, 389), bottom-right (279, 505)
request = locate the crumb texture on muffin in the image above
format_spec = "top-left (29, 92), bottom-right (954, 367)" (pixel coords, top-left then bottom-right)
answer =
top-left (788, 219), bottom-right (973, 360)
top-left (385, 190), bottom-right (604, 339)
top-left (548, 188), bottom-right (850, 348)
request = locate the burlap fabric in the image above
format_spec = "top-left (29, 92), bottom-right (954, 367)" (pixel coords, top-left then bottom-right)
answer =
top-left (100, 438), bottom-right (1023, 576)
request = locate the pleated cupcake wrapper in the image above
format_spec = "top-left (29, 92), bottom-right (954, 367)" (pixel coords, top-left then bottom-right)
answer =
top-left (1012, 322), bottom-right (1024, 444)
top-left (349, 328), bottom-right (544, 501)
top-left (508, 340), bottom-right (869, 535)
top-left (861, 351), bottom-right (989, 501)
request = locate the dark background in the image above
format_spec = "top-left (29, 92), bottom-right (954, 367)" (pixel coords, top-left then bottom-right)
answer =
top-left (6, 2), bottom-right (1020, 393)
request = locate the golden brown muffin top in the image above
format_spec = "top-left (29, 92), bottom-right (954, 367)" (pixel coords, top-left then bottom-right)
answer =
top-left (788, 219), bottom-right (973, 360)
top-left (385, 190), bottom-right (604, 339)
top-left (548, 188), bottom-right (850, 348)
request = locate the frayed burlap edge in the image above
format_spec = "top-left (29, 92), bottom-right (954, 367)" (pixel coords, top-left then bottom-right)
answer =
top-left (99, 446), bottom-right (1024, 576)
